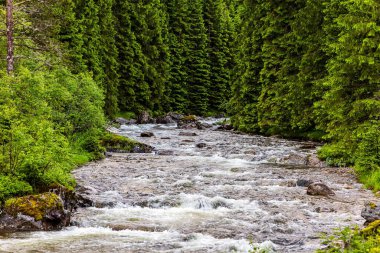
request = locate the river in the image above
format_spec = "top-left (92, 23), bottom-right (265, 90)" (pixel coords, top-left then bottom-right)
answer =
top-left (0, 119), bottom-right (375, 252)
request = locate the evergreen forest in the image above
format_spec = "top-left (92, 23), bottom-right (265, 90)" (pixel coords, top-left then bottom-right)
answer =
top-left (0, 0), bottom-right (379, 240)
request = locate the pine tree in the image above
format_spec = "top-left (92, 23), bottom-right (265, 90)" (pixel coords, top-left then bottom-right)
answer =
top-left (317, 0), bottom-right (380, 171)
top-left (114, 0), bottom-right (149, 113)
top-left (74, 0), bottom-right (104, 83)
top-left (229, 0), bottom-right (264, 132)
top-left (129, 0), bottom-right (171, 113)
top-left (256, 0), bottom-right (304, 135)
top-left (96, 0), bottom-right (120, 117)
top-left (185, 0), bottom-right (210, 115)
top-left (203, 0), bottom-right (233, 113)
top-left (287, 0), bottom-right (328, 133)
top-left (58, 0), bottom-right (87, 72)
top-left (163, 0), bottom-right (191, 112)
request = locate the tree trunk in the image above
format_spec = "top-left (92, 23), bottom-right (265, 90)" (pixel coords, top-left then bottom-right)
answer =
top-left (6, 0), bottom-right (14, 75)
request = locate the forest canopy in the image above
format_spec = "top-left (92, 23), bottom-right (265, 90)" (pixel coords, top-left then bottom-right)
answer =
top-left (0, 0), bottom-right (379, 201)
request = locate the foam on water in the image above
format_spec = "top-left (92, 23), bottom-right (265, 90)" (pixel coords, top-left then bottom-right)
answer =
top-left (1, 119), bottom-right (376, 252)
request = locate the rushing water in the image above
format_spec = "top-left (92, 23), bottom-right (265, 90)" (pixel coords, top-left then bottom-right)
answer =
top-left (0, 119), bottom-right (375, 252)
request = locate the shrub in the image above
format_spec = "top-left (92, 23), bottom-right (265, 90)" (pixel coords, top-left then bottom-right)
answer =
top-left (0, 176), bottom-right (33, 204)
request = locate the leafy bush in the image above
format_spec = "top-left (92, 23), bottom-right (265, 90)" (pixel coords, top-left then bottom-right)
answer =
top-left (318, 221), bottom-right (380, 253)
top-left (0, 176), bottom-right (33, 204)
top-left (0, 67), bottom-right (105, 198)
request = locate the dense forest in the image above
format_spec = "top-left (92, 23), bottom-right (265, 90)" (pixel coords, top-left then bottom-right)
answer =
top-left (0, 0), bottom-right (379, 208)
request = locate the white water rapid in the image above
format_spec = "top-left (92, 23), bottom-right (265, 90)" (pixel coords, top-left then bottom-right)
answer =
top-left (0, 119), bottom-right (375, 252)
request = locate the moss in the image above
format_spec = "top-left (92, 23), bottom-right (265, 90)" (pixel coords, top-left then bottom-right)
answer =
top-left (4, 193), bottom-right (63, 221)
top-left (101, 132), bottom-right (153, 153)
top-left (181, 115), bottom-right (197, 122)
top-left (362, 220), bottom-right (380, 236)
top-left (101, 132), bottom-right (139, 152)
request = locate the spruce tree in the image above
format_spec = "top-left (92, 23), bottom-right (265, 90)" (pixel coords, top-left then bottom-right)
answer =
top-left (114, 0), bottom-right (149, 113)
top-left (163, 0), bottom-right (191, 112)
top-left (129, 0), bottom-right (170, 113)
top-left (58, 0), bottom-right (87, 73)
top-left (74, 0), bottom-right (104, 83)
top-left (256, 0), bottom-right (304, 135)
top-left (317, 0), bottom-right (380, 171)
top-left (96, 0), bottom-right (120, 117)
top-left (229, 0), bottom-right (264, 132)
top-left (203, 0), bottom-right (233, 113)
top-left (185, 0), bottom-right (210, 115)
top-left (287, 0), bottom-right (328, 133)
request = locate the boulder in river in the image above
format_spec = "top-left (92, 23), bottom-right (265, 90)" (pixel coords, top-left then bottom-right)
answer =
top-left (306, 183), bottom-right (335, 196)
top-left (297, 179), bottom-right (313, 187)
top-left (166, 112), bottom-right (184, 121)
top-left (196, 143), bottom-right (207, 148)
top-left (362, 202), bottom-right (380, 224)
top-left (216, 124), bottom-right (234, 131)
top-left (114, 117), bottom-right (136, 125)
top-left (178, 115), bottom-right (199, 129)
top-left (137, 111), bottom-right (155, 124)
top-left (156, 115), bottom-right (175, 124)
top-left (0, 193), bottom-right (70, 233)
top-left (141, 132), bottom-right (154, 137)
top-left (179, 132), bottom-right (197, 137)
top-left (114, 117), bottom-right (128, 125)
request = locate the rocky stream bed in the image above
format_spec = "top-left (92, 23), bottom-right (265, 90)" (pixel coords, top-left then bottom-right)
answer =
top-left (0, 118), bottom-right (376, 252)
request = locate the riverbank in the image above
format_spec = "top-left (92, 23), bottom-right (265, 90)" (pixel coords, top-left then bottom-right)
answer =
top-left (0, 119), bottom-right (375, 252)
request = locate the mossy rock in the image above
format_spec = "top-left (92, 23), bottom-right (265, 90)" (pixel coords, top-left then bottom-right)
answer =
top-left (181, 115), bottom-right (197, 122)
top-left (362, 220), bottom-right (380, 236)
top-left (101, 132), bottom-right (153, 153)
top-left (4, 193), bottom-right (63, 221)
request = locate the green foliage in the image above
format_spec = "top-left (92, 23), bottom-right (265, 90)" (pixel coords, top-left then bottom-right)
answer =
top-left (97, 0), bottom-right (120, 118)
top-left (101, 132), bottom-right (152, 153)
top-left (0, 67), bottom-right (105, 197)
top-left (0, 176), bottom-right (33, 204)
top-left (164, 0), bottom-right (191, 112)
top-left (317, 222), bottom-right (380, 253)
top-left (230, 0), bottom-right (380, 191)
top-left (115, 0), bottom-right (170, 114)
top-left (315, 0), bottom-right (380, 189)
top-left (101, 132), bottom-right (138, 151)
top-left (204, 0), bottom-right (233, 113)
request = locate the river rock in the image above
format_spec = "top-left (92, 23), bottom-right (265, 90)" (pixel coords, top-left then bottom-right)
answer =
top-left (114, 117), bottom-right (137, 125)
top-left (132, 143), bottom-right (154, 153)
top-left (362, 202), bottom-right (380, 224)
top-left (196, 143), bottom-right (207, 148)
top-left (48, 185), bottom-right (93, 211)
top-left (179, 132), bottom-right (197, 136)
top-left (156, 115), bottom-right (175, 124)
top-left (306, 154), bottom-right (325, 167)
top-left (0, 193), bottom-right (70, 233)
top-left (178, 115), bottom-right (199, 129)
top-left (280, 153), bottom-right (308, 165)
top-left (196, 122), bottom-right (213, 130)
top-left (216, 124), bottom-right (234, 131)
top-left (307, 183), bottom-right (335, 196)
top-left (115, 117), bottom-right (128, 125)
top-left (166, 112), bottom-right (184, 121)
top-left (156, 150), bottom-right (174, 156)
top-left (297, 179), bottom-right (313, 187)
top-left (137, 111), bottom-right (155, 124)
top-left (141, 132), bottom-right (154, 137)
